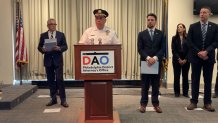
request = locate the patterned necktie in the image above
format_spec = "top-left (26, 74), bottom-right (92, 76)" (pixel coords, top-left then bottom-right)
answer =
top-left (201, 23), bottom-right (206, 49)
top-left (150, 30), bottom-right (154, 41)
top-left (202, 23), bottom-right (207, 41)
top-left (51, 32), bottom-right (54, 39)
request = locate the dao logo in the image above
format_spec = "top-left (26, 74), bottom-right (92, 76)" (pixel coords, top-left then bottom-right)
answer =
top-left (82, 52), bottom-right (109, 65)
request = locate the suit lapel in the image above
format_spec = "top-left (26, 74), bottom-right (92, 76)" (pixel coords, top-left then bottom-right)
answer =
top-left (153, 29), bottom-right (160, 42)
top-left (197, 22), bottom-right (203, 41)
top-left (205, 22), bottom-right (212, 40)
top-left (46, 31), bottom-right (49, 39)
top-left (55, 31), bottom-right (58, 39)
top-left (55, 31), bottom-right (60, 43)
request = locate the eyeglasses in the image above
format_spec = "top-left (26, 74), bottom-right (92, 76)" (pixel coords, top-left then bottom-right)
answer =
top-left (48, 23), bottom-right (57, 25)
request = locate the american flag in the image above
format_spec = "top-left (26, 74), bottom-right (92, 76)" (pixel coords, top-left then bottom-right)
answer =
top-left (15, 1), bottom-right (28, 67)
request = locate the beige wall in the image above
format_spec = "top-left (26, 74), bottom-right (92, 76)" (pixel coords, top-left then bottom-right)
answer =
top-left (0, 0), bottom-right (14, 84)
top-left (168, 0), bottom-right (218, 87)
top-left (0, 0), bottom-right (218, 85)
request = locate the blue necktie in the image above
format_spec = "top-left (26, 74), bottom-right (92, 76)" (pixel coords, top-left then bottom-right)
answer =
top-left (150, 30), bottom-right (154, 41)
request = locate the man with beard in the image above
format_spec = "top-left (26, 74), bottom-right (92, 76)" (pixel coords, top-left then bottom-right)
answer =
top-left (137, 13), bottom-right (165, 113)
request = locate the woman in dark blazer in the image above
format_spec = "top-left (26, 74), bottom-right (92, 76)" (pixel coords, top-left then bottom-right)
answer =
top-left (172, 23), bottom-right (190, 97)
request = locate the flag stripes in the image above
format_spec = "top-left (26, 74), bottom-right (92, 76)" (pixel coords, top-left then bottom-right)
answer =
top-left (15, 1), bottom-right (28, 67)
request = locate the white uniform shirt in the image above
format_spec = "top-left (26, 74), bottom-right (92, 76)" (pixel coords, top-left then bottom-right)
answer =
top-left (79, 26), bottom-right (120, 44)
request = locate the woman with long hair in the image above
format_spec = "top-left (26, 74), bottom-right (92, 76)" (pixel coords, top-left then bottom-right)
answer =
top-left (172, 23), bottom-right (190, 97)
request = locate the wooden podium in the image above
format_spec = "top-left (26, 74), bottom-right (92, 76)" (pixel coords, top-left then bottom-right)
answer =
top-left (74, 44), bottom-right (121, 123)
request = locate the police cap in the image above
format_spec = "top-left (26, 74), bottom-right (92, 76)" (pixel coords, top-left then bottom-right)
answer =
top-left (93, 9), bottom-right (109, 18)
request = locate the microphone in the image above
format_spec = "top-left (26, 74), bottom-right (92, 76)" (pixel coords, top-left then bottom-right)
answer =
top-left (98, 38), bottom-right (102, 45)
top-left (90, 38), bottom-right (94, 45)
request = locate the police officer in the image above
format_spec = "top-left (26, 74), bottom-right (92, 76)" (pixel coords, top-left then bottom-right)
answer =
top-left (79, 9), bottom-right (120, 44)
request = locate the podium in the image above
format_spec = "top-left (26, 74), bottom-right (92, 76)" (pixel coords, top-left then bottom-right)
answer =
top-left (74, 44), bottom-right (121, 123)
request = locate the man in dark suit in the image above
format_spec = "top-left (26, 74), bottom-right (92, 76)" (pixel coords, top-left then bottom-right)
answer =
top-left (138, 13), bottom-right (165, 113)
top-left (187, 7), bottom-right (218, 112)
top-left (38, 19), bottom-right (69, 107)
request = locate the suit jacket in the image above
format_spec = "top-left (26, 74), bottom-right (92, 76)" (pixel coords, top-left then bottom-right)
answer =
top-left (171, 36), bottom-right (189, 62)
top-left (138, 29), bottom-right (165, 62)
top-left (38, 31), bottom-right (68, 67)
top-left (187, 21), bottom-right (218, 63)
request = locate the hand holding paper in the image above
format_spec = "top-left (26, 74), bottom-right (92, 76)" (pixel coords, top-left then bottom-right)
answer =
top-left (147, 57), bottom-right (156, 66)
top-left (141, 61), bottom-right (159, 74)
top-left (52, 46), bottom-right (61, 51)
top-left (44, 39), bottom-right (57, 52)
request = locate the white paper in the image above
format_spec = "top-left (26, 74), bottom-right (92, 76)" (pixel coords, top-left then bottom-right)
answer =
top-left (148, 95), bottom-right (160, 98)
top-left (146, 107), bottom-right (155, 112)
top-left (43, 108), bottom-right (61, 113)
top-left (44, 39), bottom-right (57, 51)
top-left (38, 95), bottom-right (50, 98)
top-left (141, 61), bottom-right (159, 74)
top-left (185, 107), bottom-right (203, 111)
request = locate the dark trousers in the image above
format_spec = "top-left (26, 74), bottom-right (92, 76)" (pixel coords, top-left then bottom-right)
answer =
top-left (214, 64), bottom-right (218, 95)
top-left (190, 62), bottom-right (214, 104)
top-left (45, 63), bottom-right (66, 102)
top-left (140, 74), bottom-right (160, 106)
top-left (173, 61), bottom-right (190, 95)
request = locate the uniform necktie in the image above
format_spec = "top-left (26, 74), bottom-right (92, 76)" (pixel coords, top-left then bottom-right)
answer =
top-left (98, 38), bottom-right (102, 45)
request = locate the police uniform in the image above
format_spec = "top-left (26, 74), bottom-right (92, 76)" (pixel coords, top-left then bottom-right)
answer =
top-left (79, 9), bottom-right (120, 44)
top-left (79, 26), bottom-right (120, 44)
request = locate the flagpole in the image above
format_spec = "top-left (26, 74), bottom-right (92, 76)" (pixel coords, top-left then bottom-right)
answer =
top-left (19, 63), bottom-right (23, 85)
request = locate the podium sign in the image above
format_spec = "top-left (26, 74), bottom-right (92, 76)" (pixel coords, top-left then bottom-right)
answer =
top-left (81, 51), bottom-right (115, 73)
top-left (74, 44), bottom-right (121, 80)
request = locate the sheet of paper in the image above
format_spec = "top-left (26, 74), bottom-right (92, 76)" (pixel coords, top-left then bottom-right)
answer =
top-left (146, 107), bottom-right (155, 111)
top-left (141, 61), bottom-right (159, 74)
top-left (185, 107), bottom-right (203, 111)
top-left (44, 39), bottom-right (57, 51)
top-left (38, 95), bottom-right (50, 98)
top-left (43, 108), bottom-right (61, 113)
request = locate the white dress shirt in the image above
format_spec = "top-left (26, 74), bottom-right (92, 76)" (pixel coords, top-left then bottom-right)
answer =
top-left (48, 31), bottom-right (56, 39)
